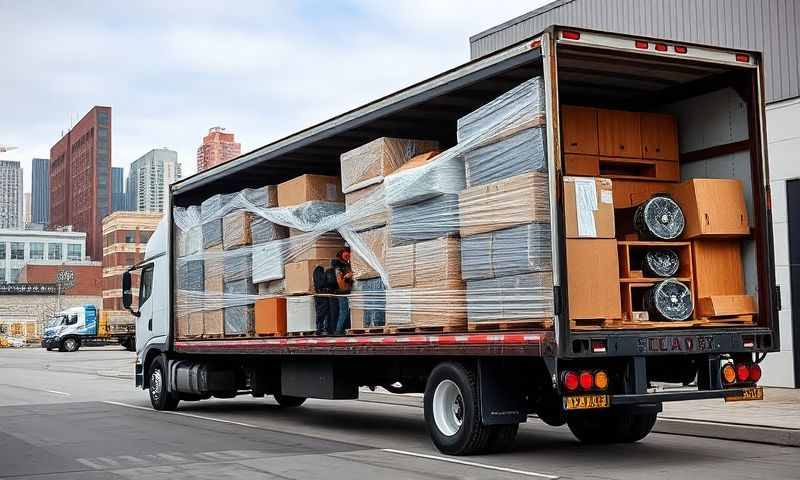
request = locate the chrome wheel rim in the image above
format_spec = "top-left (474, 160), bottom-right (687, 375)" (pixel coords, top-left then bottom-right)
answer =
top-left (65, 339), bottom-right (76, 351)
top-left (150, 368), bottom-right (162, 403)
top-left (433, 379), bottom-right (464, 436)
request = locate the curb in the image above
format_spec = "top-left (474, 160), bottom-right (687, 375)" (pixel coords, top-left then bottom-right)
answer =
top-left (357, 391), bottom-right (800, 448)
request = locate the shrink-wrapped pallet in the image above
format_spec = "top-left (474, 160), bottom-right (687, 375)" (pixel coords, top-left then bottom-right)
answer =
top-left (385, 243), bottom-right (414, 287)
top-left (461, 224), bottom-right (551, 280)
top-left (350, 278), bottom-right (386, 328)
top-left (223, 279), bottom-right (256, 336)
top-left (252, 239), bottom-right (285, 283)
top-left (278, 175), bottom-right (343, 206)
top-left (383, 151), bottom-right (464, 207)
top-left (414, 236), bottom-right (461, 285)
top-left (340, 137), bottom-right (439, 194)
top-left (385, 288), bottom-right (412, 327)
top-left (466, 272), bottom-right (554, 324)
top-left (389, 194), bottom-right (460, 246)
top-left (456, 77), bottom-right (545, 142)
top-left (411, 282), bottom-right (467, 328)
top-left (459, 172), bottom-right (549, 237)
top-left (222, 210), bottom-right (253, 250)
top-left (345, 182), bottom-right (387, 232)
top-left (351, 226), bottom-right (388, 280)
top-left (463, 127), bottom-right (547, 187)
top-left (287, 296), bottom-right (317, 333)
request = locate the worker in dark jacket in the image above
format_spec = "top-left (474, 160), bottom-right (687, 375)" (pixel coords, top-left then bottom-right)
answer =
top-left (332, 245), bottom-right (353, 334)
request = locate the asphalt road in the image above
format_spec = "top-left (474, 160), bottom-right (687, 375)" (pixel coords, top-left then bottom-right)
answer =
top-left (0, 347), bottom-right (798, 479)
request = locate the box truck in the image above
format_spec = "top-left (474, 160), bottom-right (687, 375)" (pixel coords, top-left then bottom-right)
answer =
top-left (41, 305), bottom-right (136, 352)
top-left (124, 26), bottom-right (779, 455)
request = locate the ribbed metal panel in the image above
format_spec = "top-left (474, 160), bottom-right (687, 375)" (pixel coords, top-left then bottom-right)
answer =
top-left (470, 0), bottom-right (799, 103)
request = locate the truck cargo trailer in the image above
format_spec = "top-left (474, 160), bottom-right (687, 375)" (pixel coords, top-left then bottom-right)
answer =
top-left (124, 26), bottom-right (778, 455)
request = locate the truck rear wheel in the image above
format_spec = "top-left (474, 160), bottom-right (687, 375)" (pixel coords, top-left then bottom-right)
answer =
top-left (424, 362), bottom-right (490, 456)
top-left (567, 412), bottom-right (657, 444)
top-left (61, 337), bottom-right (80, 352)
top-left (273, 393), bottom-right (306, 408)
top-left (149, 357), bottom-right (179, 411)
top-left (486, 424), bottom-right (519, 453)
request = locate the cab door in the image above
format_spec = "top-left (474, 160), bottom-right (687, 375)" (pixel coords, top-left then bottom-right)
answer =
top-left (135, 264), bottom-right (155, 352)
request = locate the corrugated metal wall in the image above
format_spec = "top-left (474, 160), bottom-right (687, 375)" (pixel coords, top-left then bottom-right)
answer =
top-left (470, 0), bottom-right (800, 103)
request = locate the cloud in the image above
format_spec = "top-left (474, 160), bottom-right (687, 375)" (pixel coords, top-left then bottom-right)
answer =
top-left (0, 0), bottom-right (546, 193)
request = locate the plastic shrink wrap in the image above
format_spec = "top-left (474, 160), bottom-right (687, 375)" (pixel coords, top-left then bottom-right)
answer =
top-left (174, 75), bottom-right (553, 337)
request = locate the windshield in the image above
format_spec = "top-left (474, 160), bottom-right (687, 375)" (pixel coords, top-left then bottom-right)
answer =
top-left (46, 315), bottom-right (67, 327)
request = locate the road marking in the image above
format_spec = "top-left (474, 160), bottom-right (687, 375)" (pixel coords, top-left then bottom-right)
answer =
top-left (44, 389), bottom-right (71, 396)
top-left (382, 448), bottom-right (559, 479)
top-left (103, 401), bottom-right (263, 429)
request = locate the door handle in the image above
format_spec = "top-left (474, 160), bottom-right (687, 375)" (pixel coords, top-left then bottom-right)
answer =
top-left (148, 318), bottom-right (152, 331)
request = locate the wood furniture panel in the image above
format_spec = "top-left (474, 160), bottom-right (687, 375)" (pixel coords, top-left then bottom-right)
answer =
top-left (598, 109), bottom-right (642, 158)
top-left (692, 239), bottom-right (745, 298)
top-left (563, 154), bottom-right (600, 176)
top-left (561, 105), bottom-right (599, 155)
top-left (611, 179), bottom-right (674, 209)
top-left (641, 112), bottom-right (678, 161)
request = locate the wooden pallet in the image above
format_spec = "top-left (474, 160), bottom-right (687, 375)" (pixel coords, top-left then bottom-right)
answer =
top-left (571, 315), bottom-right (756, 331)
top-left (346, 327), bottom-right (386, 335)
top-left (286, 330), bottom-right (318, 337)
top-left (254, 332), bottom-right (285, 337)
top-left (385, 325), bottom-right (465, 335)
top-left (468, 319), bottom-right (553, 332)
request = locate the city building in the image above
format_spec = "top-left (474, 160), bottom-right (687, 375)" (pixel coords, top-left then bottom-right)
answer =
top-left (49, 106), bottom-right (112, 261)
top-left (102, 211), bottom-right (161, 319)
top-left (471, 0), bottom-right (799, 387)
top-left (111, 167), bottom-right (126, 212)
top-left (2, 261), bottom-right (102, 340)
top-left (196, 127), bottom-right (241, 172)
top-left (23, 192), bottom-right (31, 226)
top-left (0, 229), bottom-right (87, 284)
top-left (31, 157), bottom-right (49, 226)
top-left (0, 160), bottom-right (24, 229)
top-left (127, 148), bottom-right (180, 212)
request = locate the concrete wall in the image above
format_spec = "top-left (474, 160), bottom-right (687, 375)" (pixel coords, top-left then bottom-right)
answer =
top-left (761, 97), bottom-right (800, 387)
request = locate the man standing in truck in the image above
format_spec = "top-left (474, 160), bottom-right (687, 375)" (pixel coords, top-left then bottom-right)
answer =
top-left (333, 245), bottom-right (353, 335)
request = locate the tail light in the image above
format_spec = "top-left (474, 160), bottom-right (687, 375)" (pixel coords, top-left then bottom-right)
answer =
top-left (654, 43), bottom-right (668, 52)
top-left (594, 371), bottom-right (609, 390)
top-left (722, 363), bottom-right (737, 384)
top-left (579, 371), bottom-right (594, 390)
top-left (635, 40), bottom-right (648, 49)
top-left (735, 53), bottom-right (750, 63)
top-left (563, 371), bottom-right (579, 391)
top-left (736, 363), bottom-right (750, 382)
top-left (674, 46), bottom-right (688, 54)
top-left (749, 364), bottom-right (762, 382)
top-left (561, 30), bottom-right (581, 40)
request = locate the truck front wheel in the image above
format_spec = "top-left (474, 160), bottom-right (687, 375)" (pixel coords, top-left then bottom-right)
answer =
top-left (149, 357), bottom-right (179, 411)
top-left (424, 362), bottom-right (490, 455)
top-left (60, 337), bottom-right (80, 352)
top-left (567, 412), bottom-right (657, 444)
top-left (273, 393), bottom-right (306, 408)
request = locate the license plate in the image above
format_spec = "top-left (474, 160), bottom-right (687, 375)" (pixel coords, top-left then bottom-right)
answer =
top-left (565, 394), bottom-right (609, 410)
top-left (725, 386), bottom-right (764, 402)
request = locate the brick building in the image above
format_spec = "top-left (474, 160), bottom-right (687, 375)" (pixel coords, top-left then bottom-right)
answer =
top-left (49, 106), bottom-right (112, 261)
top-left (196, 127), bottom-right (241, 172)
top-left (102, 211), bottom-right (162, 314)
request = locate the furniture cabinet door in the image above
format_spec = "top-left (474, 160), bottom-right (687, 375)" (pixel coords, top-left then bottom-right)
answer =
top-left (641, 112), bottom-right (678, 161)
top-left (561, 106), bottom-right (598, 155)
top-left (598, 109), bottom-right (642, 158)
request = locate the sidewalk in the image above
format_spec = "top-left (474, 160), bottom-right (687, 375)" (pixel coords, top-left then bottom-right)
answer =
top-left (358, 387), bottom-right (800, 447)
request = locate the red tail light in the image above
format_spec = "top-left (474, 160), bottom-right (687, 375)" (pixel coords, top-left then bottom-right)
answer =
top-left (749, 364), bottom-right (762, 382)
top-left (736, 363), bottom-right (750, 382)
top-left (579, 371), bottom-right (594, 390)
top-left (674, 46), bottom-right (688, 54)
top-left (563, 371), bottom-right (579, 391)
top-left (655, 43), bottom-right (668, 52)
top-left (561, 30), bottom-right (581, 40)
top-left (736, 53), bottom-right (750, 63)
top-left (635, 40), bottom-right (648, 49)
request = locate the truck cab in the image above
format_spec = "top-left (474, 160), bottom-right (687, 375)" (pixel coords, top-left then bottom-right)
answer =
top-left (41, 305), bottom-right (98, 352)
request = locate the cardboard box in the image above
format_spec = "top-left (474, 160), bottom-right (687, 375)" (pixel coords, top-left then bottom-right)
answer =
top-left (255, 297), bottom-right (287, 335)
top-left (204, 309), bottom-right (224, 336)
top-left (251, 240), bottom-right (285, 283)
top-left (697, 295), bottom-right (756, 318)
top-left (340, 137), bottom-right (439, 193)
top-left (385, 288), bottom-right (412, 327)
top-left (223, 250), bottom-right (252, 284)
top-left (352, 226), bottom-right (388, 280)
top-left (277, 174), bottom-right (343, 207)
top-left (345, 182), bottom-right (387, 232)
top-left (292, 233), bottom-right (345, 262)
top-left (223, 305), bottom-right (254, 336)
top-left (461, 223), bottom-right (551, 280)
top-left (692, 239), bottom-right (745, 298)
top-left (222, 210), bottom-right (254, 250)
top-left (351, 278), bottom-right (385, 328)
top-left (177, 225), bottom-right (202, 257)
top-left (204, 244), bottom-right (224, 293)
top-left (251, 217), bottom-right (288, 244)
top-left (670, 179), bottom-right (749, 238)
top-left (566, 239), bottom-right (621, 320)
top-left (389, 193), bottom-right (460, 245)
top-left (464, 127), bottom-right (546, 187)
top-left (414, 236), bottom-right (461, 285)
top-left (188, 312), bottom-right (204, 337)
top-left (563, 177), bottom-right (615, 239)
top-left (386, 243), bottom-right (414, 287)
top-left (458, 172), bottom-right (549, 237)
top-left (466, 272), bottom-right (554, 323)
top-left (285, 259), bottom-right (331, 295)
top-left (287, 295), bottom-right (316, 333)
top-left (257, 279), bottom-right (286, 296)
top-left (411, 281), bottom-right (467, 328)
top-left (384, 150), bottom-right (463, 208)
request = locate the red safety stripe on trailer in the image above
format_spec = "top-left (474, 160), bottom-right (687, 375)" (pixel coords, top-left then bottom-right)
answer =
top-left (174, 332), bottom-right (545, 353)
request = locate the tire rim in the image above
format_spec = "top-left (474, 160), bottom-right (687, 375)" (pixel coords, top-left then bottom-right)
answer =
top-left (65, 339), bottom-right (76, 351)
top-left (150, 368), bottom-right (162, 403)
top-left (433, 379), bottom-right (464, 436)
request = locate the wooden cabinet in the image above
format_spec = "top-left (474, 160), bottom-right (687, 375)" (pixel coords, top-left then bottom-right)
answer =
top-left (641, 113), bottom-right (678, 161)
top-left (561, 106), bottom-right (598, 155)
top-left (598, 109), bottom-right (642, 158)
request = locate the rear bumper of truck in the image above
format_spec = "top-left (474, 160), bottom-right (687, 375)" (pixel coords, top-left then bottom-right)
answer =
top-left (611, 386), bottom-right (758, 405)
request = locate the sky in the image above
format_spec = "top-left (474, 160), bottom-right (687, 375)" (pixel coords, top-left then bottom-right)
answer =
top-left (0, 0), bottom-right (550, 193)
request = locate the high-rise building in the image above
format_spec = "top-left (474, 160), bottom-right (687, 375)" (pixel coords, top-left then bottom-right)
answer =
top-left (196, 127), bottom-right (241, 172)
top-left (31, 158), bottom-right (49, 226)
top-left (125, 174), bottom-right (136, 212)
top-left (111, 167), bottom-right (126, 212)
top-left (49, 106), bottom-right (112, 261)
top-left (23, 193), bottom-right (31, 226)
top-left (128, 148), bottom-right (181, 212)
top-left (0, 160), bottom-right (24, 229)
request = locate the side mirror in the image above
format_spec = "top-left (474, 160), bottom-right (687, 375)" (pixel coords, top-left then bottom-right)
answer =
top-left (122, 271), bottom-right (139, 317)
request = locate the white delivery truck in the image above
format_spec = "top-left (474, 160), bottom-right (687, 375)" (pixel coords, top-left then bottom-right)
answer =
top-left (42, 305), bottom-right (136, 352)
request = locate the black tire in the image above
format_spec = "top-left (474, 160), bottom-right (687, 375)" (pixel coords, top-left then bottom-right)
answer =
top-left (148, 357), bottom-right (179, 411)
top-left (568, 412), bottom-right (657, 444)
top-left (423, 362), bottom-right (490, 456)
top-left (62, 337), bottom-right (80, 352)
top-left (122, 337), bottom-right (136, 352)
top-left (486, 424), bottom-right (519, 453)
top-left (45, 347), bottom-right (53, 351)
top-left (273, 393), bottom-right (306, 408)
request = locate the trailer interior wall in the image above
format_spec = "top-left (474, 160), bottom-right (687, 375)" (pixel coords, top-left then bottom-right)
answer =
top-left (554, 42), bottom-right (775, 338)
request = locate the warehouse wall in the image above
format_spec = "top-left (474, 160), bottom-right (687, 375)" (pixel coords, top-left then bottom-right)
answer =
top-left (469, 0), bottom-right (800, 104)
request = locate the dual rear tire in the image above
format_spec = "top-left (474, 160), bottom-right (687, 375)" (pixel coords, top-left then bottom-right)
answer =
top-left (567, 411), bottom-right (657, 444)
